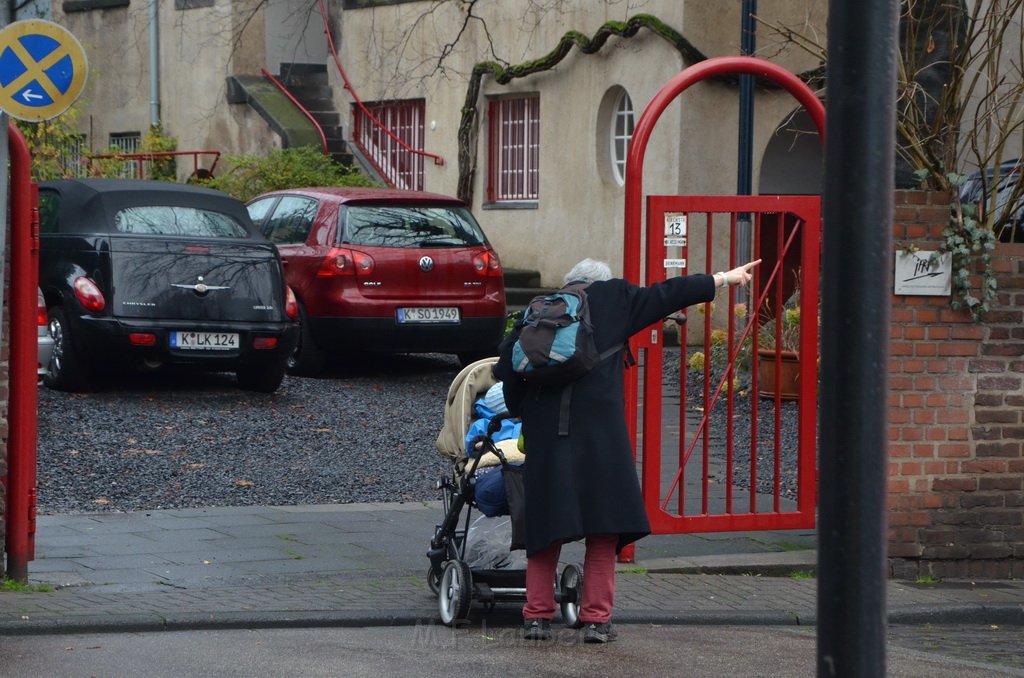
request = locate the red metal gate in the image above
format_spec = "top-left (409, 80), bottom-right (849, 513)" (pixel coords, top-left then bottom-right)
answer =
top-left (623, 57), bottom-right (826, 539)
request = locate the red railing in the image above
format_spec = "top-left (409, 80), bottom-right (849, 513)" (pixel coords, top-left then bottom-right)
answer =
top-left (316, 0), bottom-right (444, 181)
top-left (353, 100), bottom-right (425, 191)
top-left (84, 150), bottom-right (221, 180)
top-left (261, 68), bottom-right (329, 156)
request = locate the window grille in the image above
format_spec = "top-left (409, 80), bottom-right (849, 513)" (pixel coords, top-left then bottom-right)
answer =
top-left (488, 96), bottom-right (540, 203)
top-left (61, 134), bottom-right (87, 178)
top-left (109, 133), bottom-right (142, 179)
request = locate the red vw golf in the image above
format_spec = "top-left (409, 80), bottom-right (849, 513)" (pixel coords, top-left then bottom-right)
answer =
top-left (246, 187), bottom-right (507, 374)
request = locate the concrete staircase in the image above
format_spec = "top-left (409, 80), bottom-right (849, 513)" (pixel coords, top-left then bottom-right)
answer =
top-left (504, 268), bottom-right (552, 315)
top-left (276, 63), bottom-right (354, 167)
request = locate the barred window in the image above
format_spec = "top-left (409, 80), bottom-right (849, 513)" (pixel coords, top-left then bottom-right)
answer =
top-left (109, 132), bottom-right (141, 179)
top-left (487, 96), bottom-right (540, 203)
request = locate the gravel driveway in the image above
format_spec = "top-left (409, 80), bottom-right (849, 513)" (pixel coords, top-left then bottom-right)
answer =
top-left (37, 354), bottom-right (464, 515)
top-left (37, 351), bottom-right (801, 515)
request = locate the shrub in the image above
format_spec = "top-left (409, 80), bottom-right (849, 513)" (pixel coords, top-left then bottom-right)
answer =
top-left (202, 146), bottom-right (379, 201)
top-left (139, 124), bottom-right (177, 181)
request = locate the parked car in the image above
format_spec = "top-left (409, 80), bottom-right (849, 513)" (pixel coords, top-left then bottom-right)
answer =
top-left (37, 287), bottom-right (54, 381)
top-left (246, 187), bottom-right (507, 374)
top-left (959, 159), bottom-right (1024, 243)
top-left (38, 179), bottom-right (299, 392)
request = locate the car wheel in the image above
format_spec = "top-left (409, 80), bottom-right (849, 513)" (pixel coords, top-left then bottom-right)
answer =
top-left (236, 356), bottom-right (287, 393)
top-left (286, 303), bottom-right (327, 376)
top-left (44, 307), bottom-right (91, 392)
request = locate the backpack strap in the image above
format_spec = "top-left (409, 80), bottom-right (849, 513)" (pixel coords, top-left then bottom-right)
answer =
top-left (558, 383), bottom-right (573, 436)
top-left (556, 343), bottom-right (625, 436)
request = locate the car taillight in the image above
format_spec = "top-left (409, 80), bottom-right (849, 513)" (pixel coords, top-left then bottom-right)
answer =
top-left (73, 277), bottom-right (106, 312)
top-left (253, 337), bottom-right (278, 350)
top-left (37, 300), bottom-right (47, 327)
top-left (473, 250), bottom-right (503, 277)
top-left (284, 286), bottom-right (298, 319)
top-left (317, 247), bottom-right (374, 277)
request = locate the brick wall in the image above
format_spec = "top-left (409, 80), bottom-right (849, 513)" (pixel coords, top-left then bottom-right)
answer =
top-left (888, 190), bottom-right (1024, 579)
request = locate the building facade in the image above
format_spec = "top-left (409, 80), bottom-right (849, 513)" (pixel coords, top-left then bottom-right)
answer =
top-left (44, 0), bottom-right (825, 285)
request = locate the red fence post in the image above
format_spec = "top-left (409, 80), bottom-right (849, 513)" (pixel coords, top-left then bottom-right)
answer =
top-left (4, 122), bottom-right (40, 581)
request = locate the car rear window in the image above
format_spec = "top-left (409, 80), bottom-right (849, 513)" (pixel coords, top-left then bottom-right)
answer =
top-left (114, 206), bottom-right (249, 238)
top-left (341, 205), bottom-right (487, 248)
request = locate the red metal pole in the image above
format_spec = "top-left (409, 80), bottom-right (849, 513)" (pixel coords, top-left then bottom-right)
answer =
top-left (5, 122), bottom-right (39, 581)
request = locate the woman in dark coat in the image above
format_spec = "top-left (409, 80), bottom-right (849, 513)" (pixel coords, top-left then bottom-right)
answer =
top-left (494, 257), bottom-right (759, 643)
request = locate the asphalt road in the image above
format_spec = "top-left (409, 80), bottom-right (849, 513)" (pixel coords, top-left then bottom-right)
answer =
top-left (3, 624), bottom-right (1023, 677)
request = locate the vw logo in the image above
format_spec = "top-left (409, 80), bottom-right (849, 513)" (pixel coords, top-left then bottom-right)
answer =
top-left (419, 256), bottom-right (434, 272)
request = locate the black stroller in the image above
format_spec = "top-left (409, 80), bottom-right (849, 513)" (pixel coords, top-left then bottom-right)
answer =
top-left (428, 357), bottom-right (583, 626)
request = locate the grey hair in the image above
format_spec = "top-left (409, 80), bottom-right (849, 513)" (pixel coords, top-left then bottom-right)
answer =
top-left (563, 258), bottom-right (613, 286)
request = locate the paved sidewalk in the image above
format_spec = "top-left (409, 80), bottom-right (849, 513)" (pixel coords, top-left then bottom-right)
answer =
top-left (1, 502), bottom-right (1022, 635)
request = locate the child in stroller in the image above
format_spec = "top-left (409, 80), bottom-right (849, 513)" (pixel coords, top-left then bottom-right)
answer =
top-left (428, 357), bottom-right (583, 627)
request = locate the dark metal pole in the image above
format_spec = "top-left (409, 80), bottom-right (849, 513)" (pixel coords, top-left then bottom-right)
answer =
top-left (736, 0), bottom-right (756, 297)
top-left (818, 0), bottom-right (897, 676)
top-left (737, 0), bottom-right (756, 200)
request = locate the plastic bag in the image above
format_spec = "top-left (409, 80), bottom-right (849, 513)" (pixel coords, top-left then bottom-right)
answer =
top-left (463, 515), bottom-right (527, 570)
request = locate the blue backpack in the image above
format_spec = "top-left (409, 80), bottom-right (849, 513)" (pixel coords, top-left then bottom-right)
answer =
top-left (510, 284), bottom-right (623, 434)
top-left (511, 284), bottom-right (604, 385)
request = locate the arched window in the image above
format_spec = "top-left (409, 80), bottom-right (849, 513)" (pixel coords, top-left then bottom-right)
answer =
top-left (610, 90), bottom-right (634, 186)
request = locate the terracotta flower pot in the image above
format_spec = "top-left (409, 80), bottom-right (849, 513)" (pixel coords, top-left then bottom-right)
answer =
top-left (757, 348), bottom-right (800, 400)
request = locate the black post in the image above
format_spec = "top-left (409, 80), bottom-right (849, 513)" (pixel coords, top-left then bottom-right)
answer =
top-left (818, 1), bottom-right (898, 676)
top-left (737, 0), bottom-right (756, 201)
top-left (736, 0), bottom-right (756, 294)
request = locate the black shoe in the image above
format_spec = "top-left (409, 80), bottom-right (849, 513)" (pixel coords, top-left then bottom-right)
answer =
top-left (583, 622), bottom-right (617, 644)
top-left (523, 618), bottom-right (552, 641)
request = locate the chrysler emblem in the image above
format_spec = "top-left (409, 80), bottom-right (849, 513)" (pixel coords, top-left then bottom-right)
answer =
top-left (419, 256), bottom-right (434, 272)
top-left (171, 275), bottom-right (231, 297)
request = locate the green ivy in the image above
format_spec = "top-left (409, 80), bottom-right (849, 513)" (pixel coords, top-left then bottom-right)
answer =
top-left (938, 172), bottom-right (998, 321)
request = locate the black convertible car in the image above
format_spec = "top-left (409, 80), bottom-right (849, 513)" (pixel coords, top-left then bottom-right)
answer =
top-left (38, 179), bottom-right (299, 392)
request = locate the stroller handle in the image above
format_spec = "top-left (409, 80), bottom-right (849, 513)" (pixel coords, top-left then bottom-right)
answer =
top-left (486, 412), bottom-right (516, 436)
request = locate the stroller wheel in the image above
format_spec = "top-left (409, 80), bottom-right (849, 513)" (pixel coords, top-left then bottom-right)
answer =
top-left (427, 564), bottom-right (442, 595)
top-left (559, 563), bottom-right (584, 628)
top-left (438, 560), bottom-right (473, 626)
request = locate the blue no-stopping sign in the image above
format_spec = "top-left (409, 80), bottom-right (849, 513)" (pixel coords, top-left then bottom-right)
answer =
top-left (0, 19), bottom-right (88, 121)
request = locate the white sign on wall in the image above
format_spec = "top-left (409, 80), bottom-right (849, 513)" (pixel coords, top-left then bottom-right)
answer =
top-left (893, 250), bottom-right (952, 296)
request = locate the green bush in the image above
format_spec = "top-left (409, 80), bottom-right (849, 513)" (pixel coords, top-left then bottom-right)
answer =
top-left (15, 105), bottom-right (87, 181)
top-left (140, 124), bottom-right (177, 181)
top-left (202, 146), bottom-right (379, 201)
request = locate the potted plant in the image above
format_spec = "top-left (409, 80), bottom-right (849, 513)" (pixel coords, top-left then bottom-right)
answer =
top-left (756, 290), bottom-right (803, 400)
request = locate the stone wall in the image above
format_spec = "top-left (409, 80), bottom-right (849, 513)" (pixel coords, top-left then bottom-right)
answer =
top-left (888, 190), bottom-right (1024, 579)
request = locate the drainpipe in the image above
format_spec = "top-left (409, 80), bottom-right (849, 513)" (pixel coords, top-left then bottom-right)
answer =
top-left (149, 0), bottom-right (160, 126)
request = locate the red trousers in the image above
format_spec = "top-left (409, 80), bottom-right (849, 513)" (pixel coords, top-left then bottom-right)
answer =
top-left (522, 534), bottom-right (617, 623)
